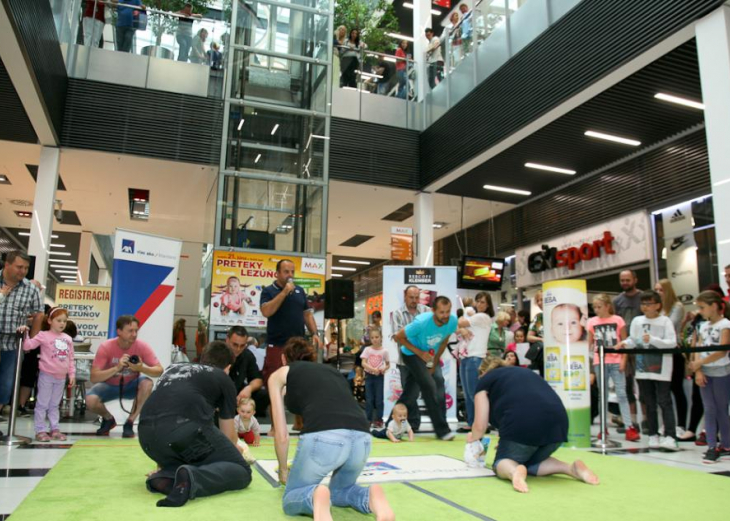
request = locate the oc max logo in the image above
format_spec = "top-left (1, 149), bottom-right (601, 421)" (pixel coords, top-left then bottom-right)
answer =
top-left (527, 231), bottom-right (616, 273)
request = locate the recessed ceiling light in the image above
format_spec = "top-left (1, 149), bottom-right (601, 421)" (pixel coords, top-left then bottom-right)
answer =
top-left (55, 269), bottom-right (79, 274)
top-left (237, 118), bottom-right (245, 131)
top-left (433, 222), bottom-right (447, 229)
top-left (332, 266), bottom-right (357, 271)
top-left (584, 130), bottom-right (641, 146)
top-left (48, 259), bottom-right (76, 264)
top-left (0, 175), bottom-right (9, 184)
top-left (255, 154), bottom-right (261, 163)
top-left (51, 243), bottom-right (65, 248)
top-left (340, 260), bottom-right (370, 265)
top-left (19, 232), bottom-right (59, 238)
top-left (331, 273), bottom-right (343, 278)
top-left (525, 162), bottom-right (576, 175)
top-left (15, 211), bottom-right (32, 218)
top-left (654, 93), bottom-right (704, 110)
top-left (483, 184), bottom-right (532, 196)
top-left (271, 124), bottom-right (279, 135)
top-left (49, 251), bottom-right (72, 256)
top-left (51, 265), bottom-right (78, 269)
top-left (386, 32), bottom-right (414, 42)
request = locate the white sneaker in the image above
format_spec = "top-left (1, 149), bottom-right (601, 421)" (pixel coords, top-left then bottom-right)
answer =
top-left (648, 435), bottom-right (660, 449)
top-left (660, 436), bottom-right (679, 451)
top-left (439, 432), bottom-right (456, 441)
top-left (676, 427), bottom-right (687, 439)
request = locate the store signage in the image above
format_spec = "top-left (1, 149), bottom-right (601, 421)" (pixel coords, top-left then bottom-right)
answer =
top-left (527, 231), bottom-right (616, 273)
top-left (661, 202), bottom-right (699, 303)
top-left (391, 226), bottom-right (413, 261)
top-left (515, 211), bottom-right (651, 287)
top-left (404, 268), bottom-right (435, 285)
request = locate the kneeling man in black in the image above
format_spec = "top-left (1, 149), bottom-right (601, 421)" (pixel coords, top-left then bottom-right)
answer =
top-left (139, 341), bottom-right (252, 507)
top-left (466, 357), bottom-right (599, 493)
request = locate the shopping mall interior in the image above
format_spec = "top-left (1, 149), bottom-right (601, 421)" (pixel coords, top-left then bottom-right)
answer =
top-left (1, 0), bottom-right (730, 519)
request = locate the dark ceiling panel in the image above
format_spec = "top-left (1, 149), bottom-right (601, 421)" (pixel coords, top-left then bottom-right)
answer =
top-left (340, 234), bottom-right (375, 247)
top-left (0, 59), bottom-right (37, 144)
top-left (382, 203), bottom-right (414, 222)
top-left (26, 164), bottom-right (67, 191)
top-left (438, 40), bottom-right (705, 203)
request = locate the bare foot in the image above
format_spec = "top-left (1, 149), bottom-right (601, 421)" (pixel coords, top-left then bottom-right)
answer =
top-left (571, 460), bottom-right (599, 485)
top-left (312, 485), bottom-right (333, 521)
top-left (511, 465), bottom-right (529, 493)
top-left (369, 484), bottom-right (395, 521)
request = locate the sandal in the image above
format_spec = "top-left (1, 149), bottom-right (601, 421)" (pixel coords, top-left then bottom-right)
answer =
top-left (50, 430), bottom-right (67, 441)
top-left (35, 432), bottom-right (51, 442)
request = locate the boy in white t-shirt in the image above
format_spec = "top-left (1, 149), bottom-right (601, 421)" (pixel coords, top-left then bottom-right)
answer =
top-left (372, 403), bottom-right (415, 442)
top-left (619, 290), bottom-right (678, 451)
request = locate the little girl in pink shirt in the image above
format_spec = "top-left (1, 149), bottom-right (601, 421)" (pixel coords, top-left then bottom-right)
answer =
top-left (20, 307), bottom-right (75, 442)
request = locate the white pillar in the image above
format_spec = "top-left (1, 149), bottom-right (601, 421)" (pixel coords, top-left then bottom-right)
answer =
top-left (696, 7), bottom-right (730, 287)
top-left (78, 231), bottom-right (93, 286)
top-left (414, 191), bottom-right (434, 266)
top-left (28, 147), bottom-right (60, 296)
top-left (414, 0), bottom-right (431, 101)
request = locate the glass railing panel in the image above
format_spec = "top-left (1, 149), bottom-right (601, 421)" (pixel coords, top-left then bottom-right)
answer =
top-left (507, 0), bottom-right (550, 55)
top-left (475, 8), bottom-right (509, 81)
top-left (449, 50), bottom-right (476, 106)
top-left (219, 176), bottom-right (324, 254)
top-left (229, 50), bottom-right (327, 112)
top-left (233, 2), bottom-right (329, 61)
top-left (225, 105), bottom-right (327, 180)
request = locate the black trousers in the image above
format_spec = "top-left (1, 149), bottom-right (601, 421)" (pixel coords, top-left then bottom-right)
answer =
top-left (139, 419), bottom-right (251, 500)
top-left (670, 353), bottom-right (688, 429)
top-left (637, 380), bottom-right (676, 438)
top-left (251, 388), bottom-right (270, 419)
top-left (396, 363), bottom-right (422, 430)
top-left (400, 355), bottom-right (450, 437)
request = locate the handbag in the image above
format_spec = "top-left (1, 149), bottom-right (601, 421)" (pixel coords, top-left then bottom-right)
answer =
top-left (171, 345), bottom-right (190, 364)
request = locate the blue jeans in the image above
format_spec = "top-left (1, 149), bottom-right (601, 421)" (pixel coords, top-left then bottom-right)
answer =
top-left (459, 356), bottom-right (482, 426)
top-left (595, 363), bottom-right (632, 428)
top-left (396, 70), bottom-right (407, 98)
top-left (365, 374), bottom-right (384, 423)
top-left (283, 429), bottom-right (372, 516)
top-left (494, 439), bottom-right (562, 476)
top-left (0, 349), bottom-right (18, 405)
top-left (87, 376), bottom-right (147, 403)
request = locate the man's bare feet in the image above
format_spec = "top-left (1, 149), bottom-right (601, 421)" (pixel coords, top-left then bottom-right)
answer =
top-left (511, 465), bottom-right (529, 493)
top-left (312, 485), bottom-right (333, 521)
top-left (369, 484), bottom-right (395, 521)
top-left (570, 460), bottom-right (599, 485)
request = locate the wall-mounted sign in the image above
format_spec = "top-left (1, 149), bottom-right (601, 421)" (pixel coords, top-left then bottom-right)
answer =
top-left (404, 268), bottom-right (436, 285)
top-left (661, 201), bottom-right (699, 303)
top-left (391, 226), bottom-right (413, 261)
top-left (515, 211), bottom-right (651, 287)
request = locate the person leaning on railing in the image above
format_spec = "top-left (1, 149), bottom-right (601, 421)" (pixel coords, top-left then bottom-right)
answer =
top-left (395, 40), bottom-right (409, 99)
top-left (425, 27), bottom-right (443, 89)
top-left (82, 0), bottom-right (106, 48)
top-left (340, 29), bottom-right (366, 88)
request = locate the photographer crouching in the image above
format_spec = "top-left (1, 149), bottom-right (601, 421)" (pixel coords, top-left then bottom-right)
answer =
top-left (139, 341), bottom-right (252, 507)
top-left (86, 315), bottom-right (163, 437)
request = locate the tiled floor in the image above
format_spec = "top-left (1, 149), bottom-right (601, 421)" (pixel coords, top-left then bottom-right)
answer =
top-left (1, 416), bottom-right (729, 518)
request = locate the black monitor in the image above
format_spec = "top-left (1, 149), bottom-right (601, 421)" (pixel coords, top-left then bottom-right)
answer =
top-left (458, 256), bottom-right (505, 291)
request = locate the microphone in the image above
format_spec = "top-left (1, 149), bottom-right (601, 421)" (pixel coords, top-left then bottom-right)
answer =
top-left (286, 278), bottom-right (294, 296)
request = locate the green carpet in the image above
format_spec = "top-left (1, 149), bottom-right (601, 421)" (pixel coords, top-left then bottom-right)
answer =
top-left (10, 436), bottom-right (730, 520)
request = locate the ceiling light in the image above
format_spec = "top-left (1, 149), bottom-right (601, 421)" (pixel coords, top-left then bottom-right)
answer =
top-left (332, 266), bottom-right (357, 271)
top-left (386, 32), bottom-right (414, 42)
top-left (584, 130), bottom-right (641, 146)
top-left (271, 124), bottom-right (279, 135)
top-left (483, 184), bottom-right (531, 196)
top-left (340, 260), bottom-right (370, 265)
top-left (51, 263), bottom-right (78, 268)
top-left (654, 93), bottom-right (704, 110)
top-left (15, 211), bottom-right (32, 218)
top-left (331, 273), bottom-right (343, 278)
top-left (255, 154), bottom-right (262, 163)
top-left (51, 243), bottom-right (66, 248)
top-left (49, 251), bottom-right (72, 257)
top-left (433, 222), bottom-right (447, 229)
top-left (237, 118), bottom-right (245, 131)
top-left (47, 259), bottom-right (76, 264)
top-left (55, 269), bottom-right (79, 274)
top-left (525, 162), bottom-right (576, 175)
top-left (402, 2), bottom-right (440, 14)
top-left (19, 232), bottom-right (59, 238)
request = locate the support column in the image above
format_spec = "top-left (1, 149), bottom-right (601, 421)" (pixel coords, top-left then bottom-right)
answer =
top-left (413, 0), bottom-right (431, 101)
top-left (414, 192), bottom-right (434, 266)
top-left (697, 7), bottom-right (730, 287)
top-left (77, 231), bottom-right (93, 286)
top-left (27, 147), bottom-right (60, 296)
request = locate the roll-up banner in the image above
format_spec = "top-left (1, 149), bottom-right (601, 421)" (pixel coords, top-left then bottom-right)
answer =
top-left (55, 284), bottom-right (111, 350)
top-left (108, 229), bottom-right (182, 367)
top-left (661, 201), bottom-right (699, 304)
top-left (382, 266), bottom-right (458, 423)
top-left (543, 279), bottom-right (591, 448)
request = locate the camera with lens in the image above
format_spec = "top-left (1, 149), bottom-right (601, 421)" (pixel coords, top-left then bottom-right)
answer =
top-left (128, 355), bottom-right (140, 365)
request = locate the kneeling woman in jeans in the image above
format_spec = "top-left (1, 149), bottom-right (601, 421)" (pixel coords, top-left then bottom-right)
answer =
top-left (466, 358), bottom-right (600, 493)
top-left (268, 337), bottom-right (394, 520)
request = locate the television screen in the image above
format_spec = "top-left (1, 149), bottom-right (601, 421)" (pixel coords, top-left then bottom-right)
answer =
top-left (459, 256), bottom-right (505, 290)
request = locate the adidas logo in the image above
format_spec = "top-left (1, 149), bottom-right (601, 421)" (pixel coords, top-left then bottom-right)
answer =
top-left (670, 208), bottom-right (686, 223)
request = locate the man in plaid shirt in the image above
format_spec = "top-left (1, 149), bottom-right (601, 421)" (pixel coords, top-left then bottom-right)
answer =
top-left (0, 251), bottom-right (44, 426)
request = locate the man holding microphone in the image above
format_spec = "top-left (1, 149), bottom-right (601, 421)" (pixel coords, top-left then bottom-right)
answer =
top-left (260, 260), bottom-right (322, 433)
top-left (394, 296), bottom-right (456, 441)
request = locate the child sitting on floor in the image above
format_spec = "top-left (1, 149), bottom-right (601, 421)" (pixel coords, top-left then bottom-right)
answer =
top-left (234, 397), bottom-right (260, 447)
top-left (372, 403), bottom-right (415, 443)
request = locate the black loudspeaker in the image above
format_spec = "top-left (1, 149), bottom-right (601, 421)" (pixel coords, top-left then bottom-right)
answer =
top-left (325, 279), bottom-right (354, 319)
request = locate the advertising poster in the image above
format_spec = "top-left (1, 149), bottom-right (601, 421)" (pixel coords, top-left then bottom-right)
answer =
top-left (210, 251), bottom-right (325, 328)
top-left (661, 202), bottom-right (699, 304)
top-left (109, 230), bottom-right (182, 367)
top-left (542, 279), bottom-right (591, 448)
top-left (382, 266), bottom-right (458, 422)
top-left (55, 285), bottom-right (111, 350)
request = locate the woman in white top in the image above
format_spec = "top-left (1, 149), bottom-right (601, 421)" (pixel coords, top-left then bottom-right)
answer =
top-left (655, 278), bottom-right (689, 437)
top-left (456, 292), bottom-right (494, 431)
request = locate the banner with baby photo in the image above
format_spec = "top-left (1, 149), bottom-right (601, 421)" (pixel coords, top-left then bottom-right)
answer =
top-left (209, 251), bottom-right (326, 328)
top-left (542, 279), bottom-right (591, 448)
top-left (382, 266), bottom-right (458, 423)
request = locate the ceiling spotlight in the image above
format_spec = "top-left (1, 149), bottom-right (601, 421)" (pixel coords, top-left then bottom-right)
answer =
top-left (340, 260), bottom-right (370, 265)
top-left (584, 130), bottom-right (641, 146)
top-left (654, 93), bottom-right (704, 110)
top-left (525, 162), bottom-right (576, 175)
top-left (483, 184), bottom-right (531, 196)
